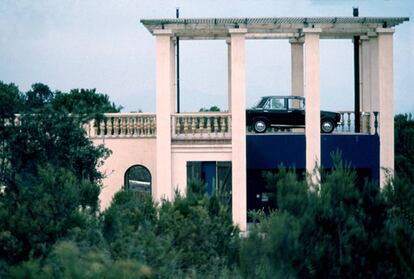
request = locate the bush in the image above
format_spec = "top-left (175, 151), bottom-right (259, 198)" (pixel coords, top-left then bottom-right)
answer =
top-left (101, 180), bottom-right (239, 278)
top-left (241, 159), bottom-right (414, 278)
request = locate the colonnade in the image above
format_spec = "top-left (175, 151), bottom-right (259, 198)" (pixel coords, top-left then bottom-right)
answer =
top-left (153, 27), bottom-right (395, 231)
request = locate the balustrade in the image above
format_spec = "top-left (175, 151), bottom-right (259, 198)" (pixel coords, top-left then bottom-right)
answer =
top-left (172, 113), bottom-right (231, 140)
top-left (88, 113), bottom-right (156, 138)
top-left (336, 111), bottom-right (378, 134)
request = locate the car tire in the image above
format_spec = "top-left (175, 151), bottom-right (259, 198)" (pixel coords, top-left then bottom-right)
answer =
top-left (253, 119), bottom-right (267, 133)
top-left (321, 119), bottom-right (335, 133)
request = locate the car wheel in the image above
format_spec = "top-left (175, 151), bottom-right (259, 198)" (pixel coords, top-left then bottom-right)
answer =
top-left (253, 120), bottom-right (267, 133)
top-left (321, 119), bottom-right (334, 133)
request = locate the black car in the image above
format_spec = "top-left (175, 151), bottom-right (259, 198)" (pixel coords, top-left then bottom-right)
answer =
top-left (246, 96), bottom-right (341, 133)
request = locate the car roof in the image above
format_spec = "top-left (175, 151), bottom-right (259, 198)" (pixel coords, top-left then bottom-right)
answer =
top-left (261, 95), bottom-right (304, 99)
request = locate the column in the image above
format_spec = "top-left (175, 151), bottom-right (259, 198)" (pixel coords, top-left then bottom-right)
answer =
top-left (303, 28), bottom-right (321, 184)
top-left (377, 28), bottom-right (395, 187)
top-left (360, 36), bottom-right (371, 133)
top-left (290, 38), bottom-right (304, 98)
top-left (155, 29), bottom-right (174, 200)
top-left (227, 40), bottom-right (232, 111)
top-left (229, 28), bottom-right (247, 231)
top-left (369, 32), bottom-right (379, 135)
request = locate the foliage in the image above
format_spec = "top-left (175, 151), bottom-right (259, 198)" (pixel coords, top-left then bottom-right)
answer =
top-left (199, 105), bottom-right (221, 112)
top-left (52, 88), bottom-right (121, 115)
top-left (1, 80), bottom-right (413, 277)
top-left (101, 180), bottom-right (240, 278)
top-left (395, 113), bottom-right (414, 183)
top-left (240, 157), bottom-right (414, 279)
top-left (8, 241), bottom-right (152, 279)
top-left (0, 81), bottom-right (111, 268)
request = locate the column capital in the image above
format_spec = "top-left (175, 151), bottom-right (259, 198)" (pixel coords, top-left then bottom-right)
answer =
top-left (360, 35), bottom-right (369, 41)
top-left (154, 29), bottom-right (173, 36)
top-left (302, 27), bottom-right (322, 34)
top-left (376, 27), bottom-right (395, 35)
top-left (367, 31), bottom-right (378, 38)
top-left (289, 38), bottom-right (304, 44)
top-left (229, 28), bottom-right (247, 35)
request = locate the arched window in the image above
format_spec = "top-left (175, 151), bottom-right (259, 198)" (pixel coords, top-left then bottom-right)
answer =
top-left (124, 165), bottom-right (151, 194)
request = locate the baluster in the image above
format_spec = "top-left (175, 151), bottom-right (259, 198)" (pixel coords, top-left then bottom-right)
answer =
top-left (88, 119), bottom-right (96, 137)
top-left (183, 117), bottom-right (188, 135)
top-left (175, 116), bottom-right (181, 136)
top-left (137, 117), bottom-right (142, 137)
top-left (106, 117), bottom-right (113, 137)
top-left (366, 113), bottom-right (371, 134)
top-left (141, 117), bottom-right (145, 136)
top-left (373, 111), bottom-right (379, 135)
top-left (191, 116), bottom-right (196, 134)
top-left (100, 119), bottom-right (105, 136)
top-left (150, 116), bottom-right (154, 136)
top-left (201, 117), bottom-right (206, 134)
top-left (144, 118), bottom-right (148, 136)
top-left (123, 117), bottom-right (128, 136)
top-left (94, 119), bottom-right (99, 136)
top-left (133, 117), bottom-right (138, 137)
top-left (111, 117), bottom-right (117, 136)
top-left (144, 117), bottom-right (148, 136)
top-left (127, 117), bottom-right (132, 136)
top-left (347, 112), bottom-right (352, 132)
top-left (213, 116), bottom-right (219, 134)
top-left (147, 117), bottom-right (152, 136)
top-left (229, 115), bottom-right (232, 133)
top-left (206, 116), bottom-right (211, 135)
top-left (152, 116), bottom-right (156, 135)
top-left (221, 116), bottom-right (226, 135)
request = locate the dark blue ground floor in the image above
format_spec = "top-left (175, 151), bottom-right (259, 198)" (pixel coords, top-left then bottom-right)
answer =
top-left (246, 134), bottom-right (380, 211)
top-left (188, 134), bottom-right (380, 213)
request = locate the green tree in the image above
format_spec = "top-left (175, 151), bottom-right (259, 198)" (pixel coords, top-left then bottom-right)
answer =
top-left (199, 106), bottom-right (221, 112)
top-left (0, 82), bottom-right (111, 270)
top-left (102, 180), bottom-right (239, 278)
top-left (395, 113), bottom-right (414, 183)
top-left (25, 83), bottom-right (54, 111)
top-left (240, 159), bottom-right (414, 278)
top-left (52, 88), bottom-right (121, 114)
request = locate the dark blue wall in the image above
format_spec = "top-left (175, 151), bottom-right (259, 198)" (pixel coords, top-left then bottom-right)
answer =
top-left (246, 134), bottom-right (379, 180)
top-left (246, 134), bottom-right (380, 213)
top-left (246, 134), bottom-right (306, 169)
top-left (321, 134), bottom-right (380, 182)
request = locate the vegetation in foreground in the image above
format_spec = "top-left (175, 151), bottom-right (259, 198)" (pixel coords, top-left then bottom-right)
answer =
top-left (0, 81), bottom-right (413, 278)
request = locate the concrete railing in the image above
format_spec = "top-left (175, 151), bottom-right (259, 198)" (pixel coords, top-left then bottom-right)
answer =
top-left (336, 111), bottom-right (378, 134)
top-left (172, 112), bottom-right (231, 140)
top-left (87, 113), bottom-right (156, 138)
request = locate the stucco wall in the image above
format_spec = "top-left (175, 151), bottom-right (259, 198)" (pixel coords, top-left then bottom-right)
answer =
top-left (171, 144), bottom-right (232, 196)
top-left (92, 138), bottom-right (156, 210)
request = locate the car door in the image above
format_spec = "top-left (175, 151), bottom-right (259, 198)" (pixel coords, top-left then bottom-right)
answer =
top-left (286, 98), bottom-right (305, 126)
top-left (266, 97), bottom-right (288, 126)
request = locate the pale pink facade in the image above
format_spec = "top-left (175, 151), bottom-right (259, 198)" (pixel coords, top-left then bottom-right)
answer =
top-left (89, 17), bottom-right (407, 231)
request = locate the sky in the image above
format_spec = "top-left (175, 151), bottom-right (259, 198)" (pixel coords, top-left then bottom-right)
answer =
top-left (0, 0), bottom-right (413, 113)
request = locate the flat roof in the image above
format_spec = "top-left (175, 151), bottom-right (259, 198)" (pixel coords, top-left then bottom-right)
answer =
top-left (141, 17), bottom-right (409, 39)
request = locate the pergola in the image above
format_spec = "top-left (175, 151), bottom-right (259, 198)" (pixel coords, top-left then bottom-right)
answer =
top-left (141, 17), bottom-right (408, 230)
top-left (142, 17), bottom-right (407, 38)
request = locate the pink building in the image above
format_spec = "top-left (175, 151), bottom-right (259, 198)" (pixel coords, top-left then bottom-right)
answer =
top-left (87, 16), bottom-right (408, 231)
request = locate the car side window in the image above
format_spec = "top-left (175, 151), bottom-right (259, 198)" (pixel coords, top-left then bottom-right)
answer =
top-left (268, 98), bottom-right (285, 110)
top-left (289, 99), bottom-right (305, 110)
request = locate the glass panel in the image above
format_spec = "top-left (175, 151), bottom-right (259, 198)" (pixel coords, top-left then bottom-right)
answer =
top-left (288, 98), bottom-right (304, 110)
top-left (255, 97), bottom-right (268, 108)
top-left (125, 165), bottom-right (151, 193)
top-left (269, 98), bottom-right (286, 110)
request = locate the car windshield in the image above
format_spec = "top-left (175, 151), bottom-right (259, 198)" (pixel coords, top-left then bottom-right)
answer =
top-left (253, 97), bottom-right (268, 108)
